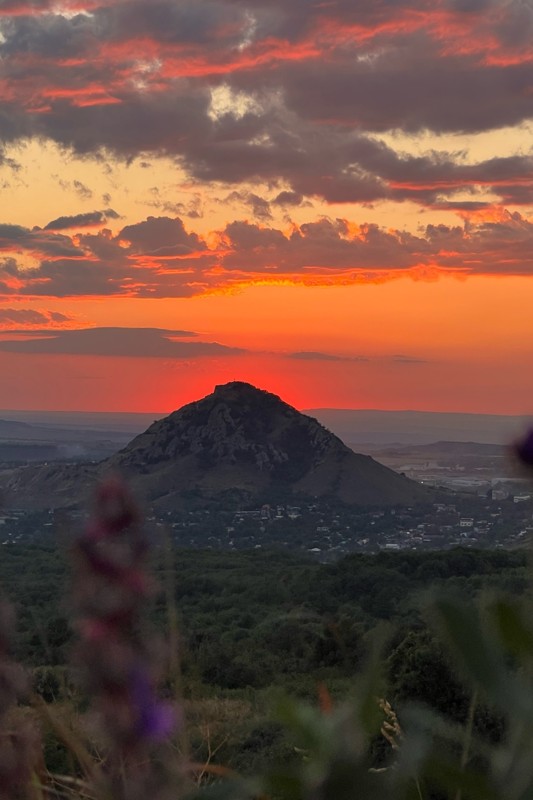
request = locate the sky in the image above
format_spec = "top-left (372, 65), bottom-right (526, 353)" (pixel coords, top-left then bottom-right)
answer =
top-left (0, 0), bottom-right (532, 414)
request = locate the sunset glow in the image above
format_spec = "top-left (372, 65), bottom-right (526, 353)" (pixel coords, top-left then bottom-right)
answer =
top-left (0, 0), bottom-right (532, 413)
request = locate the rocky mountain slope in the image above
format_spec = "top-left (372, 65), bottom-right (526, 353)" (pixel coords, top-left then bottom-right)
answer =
top-left (2, 382), bottom-right (429, 510)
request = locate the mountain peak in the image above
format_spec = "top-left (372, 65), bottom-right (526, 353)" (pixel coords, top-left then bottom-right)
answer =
top-left (105, 382), bottom-right (428, 509)
top-left (212, 381), bottom-right (281, 403)
top-left (2, 383), bottom-right (430, 510)
top-left (214, 380), bottom-right (258, 393)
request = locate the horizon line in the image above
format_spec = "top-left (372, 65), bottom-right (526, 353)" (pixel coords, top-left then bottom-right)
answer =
top-left (0, 407), bottom-right (531, 419)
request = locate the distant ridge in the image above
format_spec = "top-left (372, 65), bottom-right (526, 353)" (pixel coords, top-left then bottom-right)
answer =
top-left (0, 407), bottom-right (528, 445)
top-left (2, 382), bottom-right (429, 510)
top-left (307, 408), bottom-right (530, 447)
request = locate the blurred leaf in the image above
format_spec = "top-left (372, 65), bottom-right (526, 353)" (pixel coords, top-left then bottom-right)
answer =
top-left (352, 630), bottom-right (386, 736)
top-left (424, 754), bottom-right (499, 800)
top-left (188, 777), bottom-right (256, 800)
top-left (261, 770), bottom-right (305, 800)
top-left (431, 596), bottom-right (509, 697)
top-left (491, 599), bottom-right (533, 660)
top-left (274, 697), bottom-right (332, 756)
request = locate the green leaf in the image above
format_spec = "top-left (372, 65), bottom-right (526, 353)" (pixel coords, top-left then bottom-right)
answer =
top-left (431, 595), bottom-right (507, 696)
top-left (491, 599), bottom-right (533, 660)
top-left (424, 754), bottom-right (499, 800)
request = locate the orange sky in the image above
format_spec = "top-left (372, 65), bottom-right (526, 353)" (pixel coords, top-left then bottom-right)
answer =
top-left (0, 1), bottom-right (532, 413)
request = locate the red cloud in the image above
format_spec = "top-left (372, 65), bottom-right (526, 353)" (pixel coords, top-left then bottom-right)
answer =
top-left (0, 1), bottom-right (531, 214)
top-left (0, 308), bottom-right (75, 328)
top-left (0, 209), bottom-right (531, 299)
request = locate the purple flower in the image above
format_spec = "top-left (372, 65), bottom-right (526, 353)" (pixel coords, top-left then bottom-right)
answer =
top-left (74, 478), bottom-right (181, 798)
top-left (129, 666), bottom-right (179, 742)
top-left (515, 429), bottom-right (533, 468)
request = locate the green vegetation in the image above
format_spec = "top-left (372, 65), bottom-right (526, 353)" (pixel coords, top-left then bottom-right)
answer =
top-left (4, 521), bottom-right (533, 799)
top-left (0, 543), bottom-right (527, 677)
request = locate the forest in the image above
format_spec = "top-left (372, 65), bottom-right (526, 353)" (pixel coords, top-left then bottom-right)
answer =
top-left (1, 495), bottom-right (533, 800)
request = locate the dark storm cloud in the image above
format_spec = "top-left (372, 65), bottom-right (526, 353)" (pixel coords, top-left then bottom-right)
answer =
top-left (0, 326), bottom-right (244, 357)
top-left (0, 0), bottom-right (531, 209)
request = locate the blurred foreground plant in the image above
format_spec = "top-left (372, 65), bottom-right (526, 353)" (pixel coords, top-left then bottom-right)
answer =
top-left (72, 477), bottom-right (181, 800)
top-left (188, 594), bottom-right (533, 800)
top-left (7, 468), bottom-right (533, 799)
top-left (0, 600), bottom-right (41, 800)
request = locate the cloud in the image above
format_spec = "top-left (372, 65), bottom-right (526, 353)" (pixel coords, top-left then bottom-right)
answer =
top-left (389, 354), bottom-right (427, 364)
top-left (219, 211), bottom-right (533, 279)
top-left (118, 215), bottom-right (202, 253)
top-left (55, 179), bottom-right (93, 200)
top-left (0, 209), bottom-right (532, 298)
top-left (44, 209), bottom-right (120, 230)
top-left (286, 351), bottom-right (368, 362)
top-left (0, 325), bottom-right (428, 365)
top-left (0, 224), bottom-right (85, 257)
top-left (0, 1), bottom-right (54, 15)
top-left (0, 216), bottom-right (215, 297)
top-left (0, 308), bottom-right (74, 328)
top-left (223, 191), bottom-right (272, 220)
top-left (273, 191), bottom-right (307, 207)
top-left (0, 327), bottom-right (245, 358)
top-left (0, 1), bottom-right (531, 208)
top-left (0, 153), bottom-right (21, 171)
top-left (220, 217), bottom-right (423, 272)
top-left (285, 351), bottom-right (427, 363)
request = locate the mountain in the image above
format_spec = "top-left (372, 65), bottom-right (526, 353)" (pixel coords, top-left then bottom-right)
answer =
top-left (1, 382), bottom-right (429, 510)
top-left (306, 408), bottom-right (528, 447)
top-left (377, 441), bottom-right (504, 457)
top-left (0, 418), bottom-right (35, 438)
top-left (0, 416), bottom-right (134, 464)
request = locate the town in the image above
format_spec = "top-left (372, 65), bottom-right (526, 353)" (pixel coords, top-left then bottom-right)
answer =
top-left (2, 490), bottom-right (533, 560)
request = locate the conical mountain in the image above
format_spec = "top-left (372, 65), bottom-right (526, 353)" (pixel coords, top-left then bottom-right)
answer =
top-left (2, 382), bottom-right (429, 509)
top-left (105, 382), bottom-right (429, 508)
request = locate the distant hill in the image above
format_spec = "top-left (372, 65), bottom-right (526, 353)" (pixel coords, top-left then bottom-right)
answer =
top-left (1, 407), bottom-right (529, 448)
top-left (0, 417), bottom-right (132, 464)
top-left (1, 382), bottom-right (429, 510)
top-left (307, 409), bottom-right (530, 447)
top-left (0, 418), bottom-right (46, 439)
top-left (378, 441), bottom-right (505, 457)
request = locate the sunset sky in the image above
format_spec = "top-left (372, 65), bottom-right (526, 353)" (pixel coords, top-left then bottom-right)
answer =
top-left (0, 0), bottom-right (532, 413)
